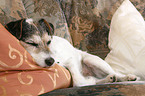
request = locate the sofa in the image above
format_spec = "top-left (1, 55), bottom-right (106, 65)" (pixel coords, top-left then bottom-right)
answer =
top-left (0, 0), bottom-right (145, 95)
top-left (1, 0), bottom-right (145, 58)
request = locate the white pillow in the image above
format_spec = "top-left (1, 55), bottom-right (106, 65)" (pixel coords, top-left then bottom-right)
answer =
top-left (105, 0), bottom-right (145, 80)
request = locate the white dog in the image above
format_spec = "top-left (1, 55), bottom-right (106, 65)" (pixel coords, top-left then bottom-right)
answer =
top-left (5, 18), bottom-right (138, 86)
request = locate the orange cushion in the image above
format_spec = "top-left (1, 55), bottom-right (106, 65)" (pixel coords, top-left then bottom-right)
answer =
top-left (0, 23), bottom-right (71, 95)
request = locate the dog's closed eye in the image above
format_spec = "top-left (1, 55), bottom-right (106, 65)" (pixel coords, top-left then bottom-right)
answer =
top-left (26, 42), bottom-right (38, 47)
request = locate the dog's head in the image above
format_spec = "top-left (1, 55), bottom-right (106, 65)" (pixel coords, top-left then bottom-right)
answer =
top-left (5, 18), bottom-right (55, 67)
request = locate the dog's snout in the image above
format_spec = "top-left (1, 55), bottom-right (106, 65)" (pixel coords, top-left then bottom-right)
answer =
top-left (45, 57), bottom-right (55, 66)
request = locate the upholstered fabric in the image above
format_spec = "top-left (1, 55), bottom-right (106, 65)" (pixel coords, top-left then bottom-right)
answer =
top-left (105, 0), bottom-right (145, 80)
top-left (60, 0), bottom-right (145, 59)
top-left (0, 23), bottom-right (71, 95)
top-left (0, 0), bottom-right (27, 25)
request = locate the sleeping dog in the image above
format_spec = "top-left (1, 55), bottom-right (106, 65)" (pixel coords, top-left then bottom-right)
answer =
top-left (5, 18), bottom-right (138, 86)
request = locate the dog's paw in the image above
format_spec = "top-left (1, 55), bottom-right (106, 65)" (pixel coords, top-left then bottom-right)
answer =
top-left (117, 74), bottom-right (139, 82)
top-left (126, 74), bottom-right (139, 81)
top-left (106, 74), bottom-right (117, 83)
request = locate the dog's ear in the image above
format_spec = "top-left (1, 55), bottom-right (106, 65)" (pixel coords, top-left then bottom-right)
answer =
top-left (38, 19), bottom-right (54, 36)
top-left (5, 18), bottom-right (35, 40)
top-left (5, 19), bottom-right (27, 40)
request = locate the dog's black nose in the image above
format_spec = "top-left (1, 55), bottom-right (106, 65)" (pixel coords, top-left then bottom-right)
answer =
top-left (45, 57), bottom-right (55, 66)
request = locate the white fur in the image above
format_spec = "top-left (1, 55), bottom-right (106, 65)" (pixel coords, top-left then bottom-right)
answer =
top-left (26, 18), bottom-right (33, 24)
top-left (31, 51), bottom-right (50, 67)
top-left (42, 36), bottom-right (138, 86)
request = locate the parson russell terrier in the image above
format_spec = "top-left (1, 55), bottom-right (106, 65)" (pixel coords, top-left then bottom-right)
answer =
top-left (5, 18), bottom-right (138, 86)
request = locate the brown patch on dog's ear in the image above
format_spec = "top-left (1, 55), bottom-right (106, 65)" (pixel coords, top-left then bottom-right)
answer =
top-left (5, 19), bottom-right (26, 40)
top-left (38, 19), bottom-right (54, 36)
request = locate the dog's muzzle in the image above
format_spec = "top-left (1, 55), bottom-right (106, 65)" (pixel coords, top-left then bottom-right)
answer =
top-left (45, 57), bottom-right (55, 66)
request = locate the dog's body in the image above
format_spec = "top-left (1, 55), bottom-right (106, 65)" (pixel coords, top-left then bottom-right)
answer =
top-left (5, 18), bottom-right (138, 86)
